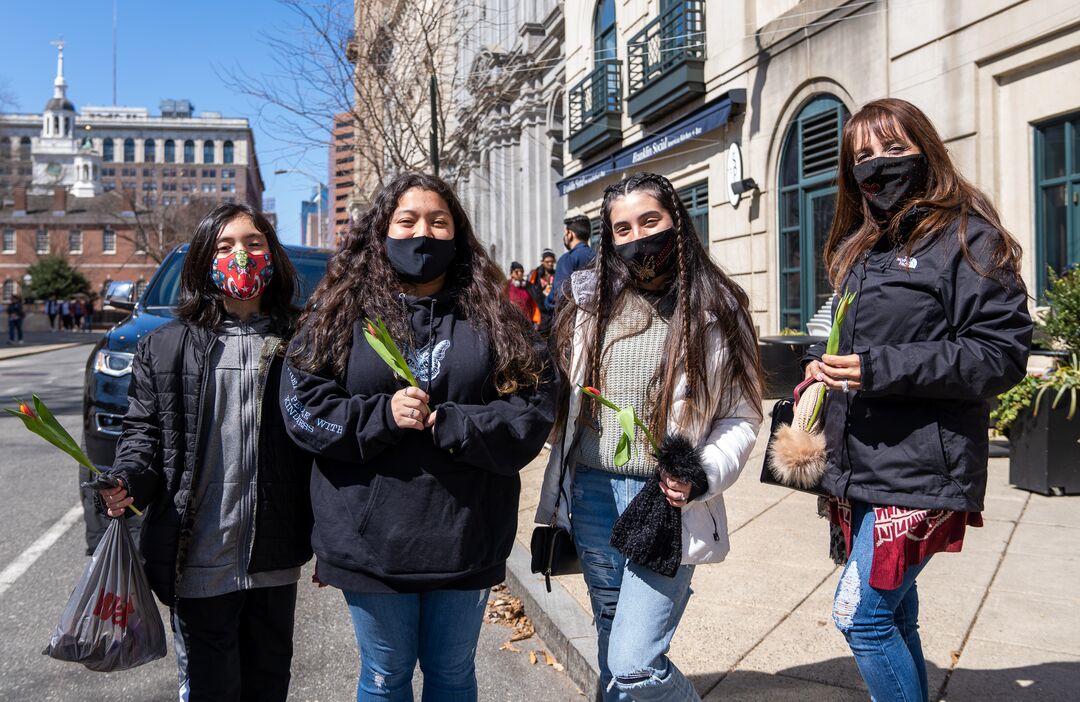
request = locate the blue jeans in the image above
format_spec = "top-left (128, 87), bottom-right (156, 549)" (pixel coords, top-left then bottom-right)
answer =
top-left (8, 318), bottom-right (22, 342)
top-left (571, 466), bottom-right (699, 702)
top-left (832, 502), bottom-right (932, 702)
top-left (343, 588), bottom-right (489, 702)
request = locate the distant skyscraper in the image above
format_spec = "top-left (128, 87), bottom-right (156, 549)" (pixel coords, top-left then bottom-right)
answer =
top-left (329, 113), bottom-right (354, 248)
top-left (300, 183), bottom-right (329, 248)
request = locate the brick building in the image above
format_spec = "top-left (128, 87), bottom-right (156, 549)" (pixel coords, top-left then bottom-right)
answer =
top-left (329, 112), bottom-right (355, 247)
top-left (0, 42), bottom-right (265, 302)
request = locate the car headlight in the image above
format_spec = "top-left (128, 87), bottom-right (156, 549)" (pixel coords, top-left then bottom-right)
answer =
top-left (95, 349), bottom-right (135, 377)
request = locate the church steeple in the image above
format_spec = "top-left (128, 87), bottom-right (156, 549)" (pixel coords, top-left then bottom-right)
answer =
top-left (42, 39), bottom-right (75, 139)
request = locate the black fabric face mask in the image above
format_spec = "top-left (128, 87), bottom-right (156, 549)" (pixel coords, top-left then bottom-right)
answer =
top-left (614, 227), bottom-right (677, 283)
top-left (385, 236), bottom-right (456, 284)
top-left (852, 154), bottom-right (929, 217)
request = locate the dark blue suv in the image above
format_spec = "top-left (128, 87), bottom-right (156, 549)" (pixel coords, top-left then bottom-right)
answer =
top-left (80, 243), bottom-right (329, 550)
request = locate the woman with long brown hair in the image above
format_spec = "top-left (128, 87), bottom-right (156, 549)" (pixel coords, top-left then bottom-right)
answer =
top-left (279, 172), bottom-right (555, 701)
top-left (536, 172), bottom-right (762, 701)
top-left (804, 98), bottom-right (1031, 701)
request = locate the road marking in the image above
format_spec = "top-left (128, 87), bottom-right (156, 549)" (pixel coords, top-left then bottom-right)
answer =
top-left (0, 504), bottom-right (83, 598)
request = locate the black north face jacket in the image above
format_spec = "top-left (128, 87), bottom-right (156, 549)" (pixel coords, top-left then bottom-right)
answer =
top-left (806, 212), bottom-right (1032, 512)
top-left (111, 320), bottom-right (314, 604)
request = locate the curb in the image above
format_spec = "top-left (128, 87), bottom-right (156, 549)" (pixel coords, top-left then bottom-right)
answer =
top-left (504, 541), bottom-right (602, 700)
top-left (0, 341), bottom-right (92, 362)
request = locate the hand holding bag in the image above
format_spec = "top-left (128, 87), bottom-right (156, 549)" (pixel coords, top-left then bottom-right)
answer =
top-left (530, 452), bottom-right (582, 592)
top-left (760, 376), bottom-right (829, 496)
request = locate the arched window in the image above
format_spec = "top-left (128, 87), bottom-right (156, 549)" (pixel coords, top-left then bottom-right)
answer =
top-left (222, 140), bottom-right (234, 164)
top-left (777, 95), bottom-right (849, 332)
top-left (102, 138), bottom-right (114, 162)
top-left (183, 140), bottom-right (195, 164)
top-left (164, 139), bottom-right (176, 163)
top-left (19, 137), bottom-right (31, 160)
top-left (2, 279), bottom-right (15, 303)
top-left (52, 115), bottom-right (60, 135)
top-left (0, 138), bottom-right (10, 159)
top-left (144, 139), bottom-right (156, 163)
top-left (203, 140), bottom-right (215, 164)
top-left (594, 0), bottom-right (617, 61)
top-left (123, 138), bottom-right (135, 163)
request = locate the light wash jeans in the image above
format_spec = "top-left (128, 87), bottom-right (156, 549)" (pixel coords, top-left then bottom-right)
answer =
top-left (571, 465), bottom-right (699, 702)
top-left (343, 588), bottom-right (489, 702)
top-left (832, 501), bottom-right (932, 702)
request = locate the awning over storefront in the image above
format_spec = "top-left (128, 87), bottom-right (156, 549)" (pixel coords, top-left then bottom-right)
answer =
top-left (556, 89), bottom-right (745, 197)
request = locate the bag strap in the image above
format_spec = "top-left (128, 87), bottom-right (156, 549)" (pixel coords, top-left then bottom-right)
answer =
top-left (793, 375), bottom-right (817, 405)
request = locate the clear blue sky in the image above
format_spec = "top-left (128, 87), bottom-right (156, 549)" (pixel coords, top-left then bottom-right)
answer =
top-left (0, 0), bottom-right (332, 245)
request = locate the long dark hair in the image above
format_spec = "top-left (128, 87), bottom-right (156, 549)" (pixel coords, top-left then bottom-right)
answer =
top-left (289, 172), bottom-right (544, 394)
top-left (175, 203), bottom-right (299, 334)
top-left (554, 172), bottom-right (763, 441)
top-left (827, 98), bottom-right (1024, 288)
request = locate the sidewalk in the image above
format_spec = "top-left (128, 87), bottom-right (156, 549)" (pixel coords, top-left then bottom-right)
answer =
top-left (0, 329), bottom-right (101, 361)
top-left (506, 409), bottom-right (1080, 701)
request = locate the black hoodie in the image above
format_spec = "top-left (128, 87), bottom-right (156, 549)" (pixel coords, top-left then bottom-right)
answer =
top-left (280, 289), bottom-right (556, 592)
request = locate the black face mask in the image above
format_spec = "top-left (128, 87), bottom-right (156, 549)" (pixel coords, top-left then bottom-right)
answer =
top-left (852, 154), bottom-right (928, 218)
top-left (385, 236), bottom-right (456, 284)
top-left (614, 227), bottom-right (677, 283)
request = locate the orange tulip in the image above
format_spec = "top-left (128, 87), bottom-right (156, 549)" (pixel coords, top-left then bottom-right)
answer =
top-left (19, 403), bottom-right (35, 418)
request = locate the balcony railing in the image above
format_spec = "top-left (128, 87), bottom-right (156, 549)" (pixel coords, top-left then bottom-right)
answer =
top-left (626, 0), bottom-right (706, 122)
top-left (568, 60), bottom-right (624, 157)
top-left (628, 1), bottom-right (705, 93)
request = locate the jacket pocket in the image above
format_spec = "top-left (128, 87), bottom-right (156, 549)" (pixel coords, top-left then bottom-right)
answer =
top-left (352, 475), bottom-right (382, 535)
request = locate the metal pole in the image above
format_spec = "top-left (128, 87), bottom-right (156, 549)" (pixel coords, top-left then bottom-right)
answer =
top-left (430, 75), bottom-right (439, 177)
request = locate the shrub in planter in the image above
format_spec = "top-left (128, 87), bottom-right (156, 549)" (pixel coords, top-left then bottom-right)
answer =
top-left (992, 266), bottom-right (1080, 495)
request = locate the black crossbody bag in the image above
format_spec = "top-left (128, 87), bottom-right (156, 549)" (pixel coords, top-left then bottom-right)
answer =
top-left (529, 445), bottom-right (581, 592)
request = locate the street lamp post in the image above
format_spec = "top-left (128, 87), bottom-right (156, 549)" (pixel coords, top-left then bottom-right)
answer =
top-left (274, 168), bottom-right (327, 248)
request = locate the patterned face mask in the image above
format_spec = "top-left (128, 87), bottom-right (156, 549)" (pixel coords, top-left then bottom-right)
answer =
top-left (614, 227), bottom-right (677, 283)
top-left (210, 249), bottom-right (274, 301)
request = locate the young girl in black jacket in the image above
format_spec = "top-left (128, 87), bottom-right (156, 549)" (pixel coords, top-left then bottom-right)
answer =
top-left (281, 173), bottom-right (555, 701)
top-left (99, 204), bottom-right (313, 702)
top-left (805, 98), bottom-right (1031, 702)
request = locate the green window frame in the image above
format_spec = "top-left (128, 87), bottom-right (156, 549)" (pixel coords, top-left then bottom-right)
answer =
top-left (677, 180), bottom-right (708, 245)
top-left (1034, 114), bottom-right (1080, 296)
top-left (777, 96), bottom-right (849, 332)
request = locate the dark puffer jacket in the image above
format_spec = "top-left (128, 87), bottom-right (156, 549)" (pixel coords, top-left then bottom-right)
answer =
top-left (111, 320), bottom-right (314, 604)
top-left (805, 212), bottom-right (1032, 512)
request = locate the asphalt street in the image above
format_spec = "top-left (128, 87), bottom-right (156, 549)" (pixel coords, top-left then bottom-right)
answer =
top-left (0, 345), bottom-right (582, 701)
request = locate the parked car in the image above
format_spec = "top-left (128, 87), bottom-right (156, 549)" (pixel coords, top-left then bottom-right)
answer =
top-left (82, 243), bottom-right (330, 467)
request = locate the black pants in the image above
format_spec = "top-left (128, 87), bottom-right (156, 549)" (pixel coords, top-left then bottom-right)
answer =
top-left (172, 583), bottom-right (298, 702)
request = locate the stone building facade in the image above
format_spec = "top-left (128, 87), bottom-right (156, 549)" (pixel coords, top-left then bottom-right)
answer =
top-left (560, 0), bottom-right (1080, 334)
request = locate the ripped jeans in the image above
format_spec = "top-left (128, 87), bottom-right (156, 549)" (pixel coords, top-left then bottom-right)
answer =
top-left (832, 501), bottom-right (932, 702)
top-left (571, 466), bottom-right (699, 702)
top-left (342, 588), bottom-right (489, 702)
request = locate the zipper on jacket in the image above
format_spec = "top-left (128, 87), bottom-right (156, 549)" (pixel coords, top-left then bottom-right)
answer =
top-left (705, 501), bottom-right (720, 542)
top-left (245, 335), bottom-right (283, 572)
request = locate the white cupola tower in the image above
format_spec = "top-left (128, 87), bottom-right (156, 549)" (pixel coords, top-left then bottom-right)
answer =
top-left (31, 40), bottom-right (83, 195)
top-left (41, 40), bottom-right (76, 141)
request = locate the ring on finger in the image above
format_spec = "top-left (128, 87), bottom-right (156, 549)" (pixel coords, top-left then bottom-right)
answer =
top-left (841, 379), bottom-right (850, 393)
top-left (411, 408), bottom-right (417, 418)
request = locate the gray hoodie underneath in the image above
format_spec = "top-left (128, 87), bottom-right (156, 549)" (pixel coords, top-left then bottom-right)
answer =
top-left (176, 316), bottom-right (301, 599)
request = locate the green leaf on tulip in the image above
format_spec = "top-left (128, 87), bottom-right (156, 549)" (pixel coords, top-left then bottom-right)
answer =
top-left (33, 394), bottom-right (81, 454)
top-left (617, 407), bottom-right (637, 440)
top-left (614, 432), bottom-right (632, 467)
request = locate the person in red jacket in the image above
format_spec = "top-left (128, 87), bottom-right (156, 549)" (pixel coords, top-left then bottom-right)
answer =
top-left (506, 261), bottom-right (538, 322)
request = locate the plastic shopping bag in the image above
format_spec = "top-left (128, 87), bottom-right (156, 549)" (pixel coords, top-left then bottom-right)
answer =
top-left (43, 517), bottom-right (167, 671)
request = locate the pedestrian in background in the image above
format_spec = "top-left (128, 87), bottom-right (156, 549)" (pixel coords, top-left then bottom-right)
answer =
top-left (6, 293), bottom-right (25, 345)
top-left (98, 203), bottom-right (313, 702)
top-left (72, 297), bottom-right (84, 331)
top-left (282, 173), bottom-right (556, 702)
top-left (60, 298), bottom-right (72, 331)
top-left (804, 98), bottom-right (1031, 702)
top-left (83, 295), bottom-right (95, 332)
top-left (547, 214), bottom-right (595, 313)
top-left (538, 172), bottom-right (763, 701)
top-left (527, 249), bottom-right (556, 337)
top-left (45, 297), bottom-right (59, 331)
top-left (506, 260), bottom-right (539, 322)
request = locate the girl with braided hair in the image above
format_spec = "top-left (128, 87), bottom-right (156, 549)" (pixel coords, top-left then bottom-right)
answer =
top-left (536, 172), bottom-right (763, 701)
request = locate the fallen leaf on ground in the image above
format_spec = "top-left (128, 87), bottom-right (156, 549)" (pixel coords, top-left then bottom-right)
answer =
top-left (484, 586), bottom-right (535, 643)
top-left (499, 642), bottom-right (520, 653)
top-left (544, 650), bottom-right (556, 666)
top-left (528, 650), bottom-right (538, 665)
